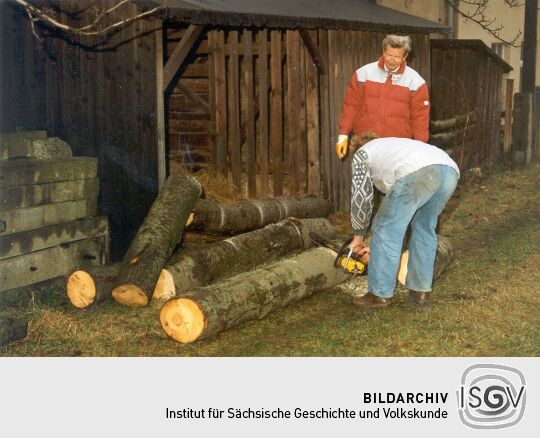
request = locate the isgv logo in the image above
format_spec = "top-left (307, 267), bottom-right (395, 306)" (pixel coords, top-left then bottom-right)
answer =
top-left (457, 364), bottom-right (526, 429)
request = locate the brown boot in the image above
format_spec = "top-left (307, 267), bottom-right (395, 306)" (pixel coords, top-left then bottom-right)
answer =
top-left (408, 290), bottom-right (430, 306)
top-left (352, 292), bottom-right (393, 309)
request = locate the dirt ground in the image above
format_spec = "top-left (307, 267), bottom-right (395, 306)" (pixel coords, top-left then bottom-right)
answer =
top-left (1, 162), bottom-right (539, 357)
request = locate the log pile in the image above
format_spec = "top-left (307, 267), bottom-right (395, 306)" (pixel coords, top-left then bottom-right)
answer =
top-left (0, 132), bottom-right (108, 293)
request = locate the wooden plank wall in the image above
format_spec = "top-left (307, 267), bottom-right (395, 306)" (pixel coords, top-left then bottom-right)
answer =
top-left (168, 27), bottom-right (431, 211)
top-left (431, 45), bottom-right (505, 169)
top-left (0, 1), bottom-right (160, 260)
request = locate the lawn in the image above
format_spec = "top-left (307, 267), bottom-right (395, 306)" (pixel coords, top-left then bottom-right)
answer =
top-left (1, 162), bottom-right (539, 357)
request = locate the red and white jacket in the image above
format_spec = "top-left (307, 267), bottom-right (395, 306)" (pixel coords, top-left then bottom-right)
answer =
top-left (338, 55), bottom-right (430, 142)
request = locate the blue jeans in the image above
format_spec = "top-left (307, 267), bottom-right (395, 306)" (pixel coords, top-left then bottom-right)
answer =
top-left (369, 165), bottom-right (458, 298)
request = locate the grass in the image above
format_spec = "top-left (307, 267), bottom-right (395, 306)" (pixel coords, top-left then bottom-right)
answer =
top-left (1, 162), bottom-right (539, 357)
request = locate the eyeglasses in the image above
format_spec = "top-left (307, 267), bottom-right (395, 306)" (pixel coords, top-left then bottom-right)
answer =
top-left (383, 51), bottom-right (404, 62)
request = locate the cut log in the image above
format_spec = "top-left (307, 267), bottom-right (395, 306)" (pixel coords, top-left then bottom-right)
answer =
top-left (67, 263), bottom-right (120, 309)
top-left (0, 157), bottom-right (98, 187)
top-left (0, 177), bottom-right (99, 211)
top-left (112, 174), bottom-right (202, 307)
top-left (0, 137), bottom-right (72, 160)
top-left (0, 198), bottom-right (97, 235)
top-left (0, 131), bottom-right (47, 160)
top-left (0, 236), bottom-right (106, 292)
top-left (189, 196), bottom-right (331, 235)
top-left (0, 216), bottom-right (108, 260)
top-left (0, 310), bottom-right (28, 347)
top-left (397, 235), bottom-right (454, 286)
top-left (154, 217), bottom-right (336, 300)
top-left (160, 246), bottom-right (349, 343)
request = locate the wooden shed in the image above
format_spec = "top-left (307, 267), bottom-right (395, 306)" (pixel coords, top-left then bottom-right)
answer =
top-left (430, 39), bottom-right (512, 169)
top-left (0, 0), bottom-right (447, 259)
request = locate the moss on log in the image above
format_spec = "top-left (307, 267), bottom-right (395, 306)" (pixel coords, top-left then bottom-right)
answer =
top-left (0, 157), bottom-right (97, 187)
top-left (189, 196), bottom-right (331, 235)
top-left (0, 198), bottom-right (97, 235)
top-left (0, 310), bottom-right (28, 347)
top-left (112, 174), bottom-right (202, 307)
top-left (160, 247), bottom-right (349, 343)
top-left (67, 263), bottom-right (120, 309)
top-left (1, 216), bottom-right (108, 260)
top-left (154, 217), bottom-right (336, 300)
top-left (0, 236), bottom-right (106, 292)
top-left (0, 178), bottom-right (99, 211)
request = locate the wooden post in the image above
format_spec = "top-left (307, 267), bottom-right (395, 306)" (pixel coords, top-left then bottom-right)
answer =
top-left (511, 92), bottom-right (533, 166)
top-left (503, 78), bottom-right (514, 158)
top-left (155, 22), bottom-right (166, 189)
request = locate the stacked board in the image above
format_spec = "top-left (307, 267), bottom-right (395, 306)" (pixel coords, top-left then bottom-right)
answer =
top-left (0, 131), bottom-right (109, 292)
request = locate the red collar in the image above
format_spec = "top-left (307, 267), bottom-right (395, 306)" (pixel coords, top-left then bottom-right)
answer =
top-left (378, 55), bottom-right (406, 75)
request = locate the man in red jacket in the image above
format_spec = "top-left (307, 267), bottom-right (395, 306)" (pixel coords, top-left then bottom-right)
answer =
top-left (335, 35), bottom-right (430, 159)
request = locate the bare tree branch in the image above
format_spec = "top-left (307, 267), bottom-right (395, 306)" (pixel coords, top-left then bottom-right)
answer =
top-left (14, 0), bottom-right (166, 39)
top-left (444, 0), bottom-right (523, 47)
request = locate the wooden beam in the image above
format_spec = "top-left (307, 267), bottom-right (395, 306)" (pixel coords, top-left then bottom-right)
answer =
top-left (176, 82), bottom-right (210, 112)
top-left (155, 22), bottom-right (166, 189)
top-left (162, 24), bottom-right (205, 93)
top-left (299, 29), bottom-right (327, 75)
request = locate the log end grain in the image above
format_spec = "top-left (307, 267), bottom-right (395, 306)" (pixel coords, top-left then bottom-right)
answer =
top-left (153, 269), bottom-right (176, 301)
top-left (67, 270), bottom-right (96, 309)
top-left (112, 284), bottom-right (149, 307)
top-left (397, 251), bottom-right (409, 286)
top-left (160, 298), bottom-right (205, 343)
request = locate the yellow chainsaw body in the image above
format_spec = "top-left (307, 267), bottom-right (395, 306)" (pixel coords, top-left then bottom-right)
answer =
top-left (338, 255), bottom-right (366, 275)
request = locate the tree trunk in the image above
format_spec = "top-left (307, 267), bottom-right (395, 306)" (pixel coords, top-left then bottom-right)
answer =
top-left (154, 217), bottom-right (336, 300)
top-left (397, 235), bottom-right (453, 285)
top-left (112, 174), bottom-right (202, 307)
top-left (0, 310), bottom-right (28, 347)
top-left (67, 263), bottom-right (120, 309)
top-left (160, 247), bottom-right (349, 343)
top-left (188, 196), bottom-right (331, 235)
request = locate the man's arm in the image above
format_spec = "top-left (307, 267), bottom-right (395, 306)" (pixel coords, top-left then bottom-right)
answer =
top-left (351, 149), bottom-right (374, 236)
top-left (410, 82), bottom-right (430, 142)
top-left (338, 73), bottom-right (365, 135)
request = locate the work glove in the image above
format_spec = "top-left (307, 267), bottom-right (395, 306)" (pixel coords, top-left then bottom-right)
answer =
top-left (335, 135), bottom-right (348, 160)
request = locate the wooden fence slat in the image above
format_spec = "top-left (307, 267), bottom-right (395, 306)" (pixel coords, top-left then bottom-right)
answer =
top-left (214, 30), bottom-right (228, 176)
top-left (286, 30), bottom-right (300, 195)
top-left (298, 36), bottom-right (307, 194)
top-left (328, 30), bottom-right (340, 211)
top-left (208, 30), bottom-right (217, 166)
top-left (258, 29), bottom-right (270, 198)
top-left (504, 78), bottom-right (514, 158)
top-left (244, 30), bottom-right (256, 198)
top-left (271, 31), bottom-right (283, 196)
top-left (318, 30), bottom-right (331, 201)
top-left (228, 31), bottom-right (242, 190)
top-left (306, 30), bottom-right (320, 196)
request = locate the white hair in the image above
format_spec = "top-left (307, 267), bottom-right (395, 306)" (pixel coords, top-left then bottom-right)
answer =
top-left (382, 35), bottom-right (412, 54)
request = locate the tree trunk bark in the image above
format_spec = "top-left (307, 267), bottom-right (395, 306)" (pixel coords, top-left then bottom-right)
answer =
top-left (112, 174), bottom-right (202, 307)
top-left (160, 246), bottom-right (349, 343)
top-left (154, 217), bottom-right (336, 300)
top-left (188, 196), bottom-right (331, 235)
top-left (0, 310), bottom-right (28, 347)
top-left (67, 263), bottom-right (120, 309)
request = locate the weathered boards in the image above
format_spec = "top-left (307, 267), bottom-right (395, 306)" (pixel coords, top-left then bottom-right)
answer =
top-left (112, 174), bottom-right (202, 307)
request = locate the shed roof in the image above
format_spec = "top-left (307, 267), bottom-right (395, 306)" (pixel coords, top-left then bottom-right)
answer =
top-left (135, 0), bottom-right (450, 34)
top-left (431, 39), bottom-right (513, 73)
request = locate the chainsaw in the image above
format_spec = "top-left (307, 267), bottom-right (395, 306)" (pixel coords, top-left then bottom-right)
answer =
top-left (309, 231), bottom-right (367, 275)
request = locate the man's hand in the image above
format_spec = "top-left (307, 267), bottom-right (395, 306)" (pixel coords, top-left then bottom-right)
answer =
top-left (335, 135), bottom-right (348, 159)
top-left (349, 235), bottom-right (370, 264)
